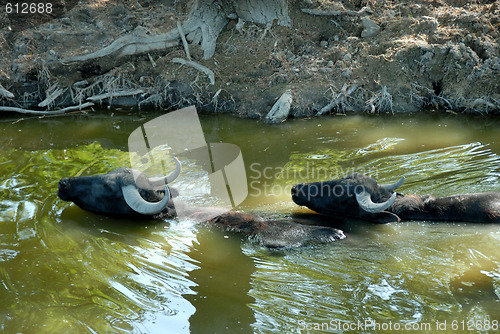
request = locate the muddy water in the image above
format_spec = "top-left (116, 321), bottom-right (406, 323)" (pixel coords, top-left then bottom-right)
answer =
top-left (0, 112), bottom-right (499, 333)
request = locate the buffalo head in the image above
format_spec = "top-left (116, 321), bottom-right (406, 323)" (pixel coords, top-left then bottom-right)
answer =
top-left (291, 173), bottom-right (405, 223)
top-left (58, 157), bottom-right (181, 216)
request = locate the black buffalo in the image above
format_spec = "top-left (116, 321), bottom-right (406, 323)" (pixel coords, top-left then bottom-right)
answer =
top-left (58, 158), bottom-right (345, 248)
top-left (292, 173), bottom-right (500, 224)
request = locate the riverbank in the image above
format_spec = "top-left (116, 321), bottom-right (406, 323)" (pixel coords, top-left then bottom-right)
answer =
top-left (0, 0), bottom-right (499, 119)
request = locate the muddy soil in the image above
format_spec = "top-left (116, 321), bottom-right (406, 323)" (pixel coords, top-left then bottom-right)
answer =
top-left (0, 0), bottom-right (498, 118)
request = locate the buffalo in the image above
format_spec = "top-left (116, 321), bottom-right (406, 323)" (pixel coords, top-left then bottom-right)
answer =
top-left (58, 157), bottom-right (345, 248)
top-left (292, 173), bottom-right (500, 224)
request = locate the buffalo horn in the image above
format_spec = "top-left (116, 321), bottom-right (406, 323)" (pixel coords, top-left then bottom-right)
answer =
top-left (149, 156), bottom-right (182, 186)
top-left (380, 176), bottom-right (405, 192)
top-left (122, 184), bottom-right (170, 215)
top-left (355, 190), bottom-right (397, 213)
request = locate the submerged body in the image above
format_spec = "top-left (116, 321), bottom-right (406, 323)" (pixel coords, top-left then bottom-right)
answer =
top-left (391, 193), bottom-right (500, 223)
top-left (58, 162), bottom-right (345, 248)
top-left (292, 173), bottom-right (500, 223)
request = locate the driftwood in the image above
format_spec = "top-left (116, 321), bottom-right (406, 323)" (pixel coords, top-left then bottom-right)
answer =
top-left (171, 58), bottom-right (215, 85)
top-left (0, 102), bottom-right (94, 116)
top-left (265, 90), bottom-right (293, 123)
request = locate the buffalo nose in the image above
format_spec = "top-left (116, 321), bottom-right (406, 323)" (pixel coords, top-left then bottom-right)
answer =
top-left (59, 178), bottom-right (69, 190)
top-left (291, 184), bottom-right (303, 197)
top-left (58, 178), bottom-right (72, 201)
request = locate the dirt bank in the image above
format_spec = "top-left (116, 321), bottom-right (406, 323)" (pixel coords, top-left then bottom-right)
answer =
top-left (0, 0), bottom-right (499, 119)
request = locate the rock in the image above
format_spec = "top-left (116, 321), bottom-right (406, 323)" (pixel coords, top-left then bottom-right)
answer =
top-left (342, 68), bottom-right (352, 78)
top-left (265, 91), bottom-right (293, 123)
top-left (61, 17), bottom-right (71, 26)
top-left (48, 49), bottom-right (58, 60)
top-left (13, 40), bottom-right (27, 55)
top-left (361, 17), bottom-right (380, 38)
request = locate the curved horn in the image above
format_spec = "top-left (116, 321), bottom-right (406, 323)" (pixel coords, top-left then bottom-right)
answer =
top-left (355, 190), bottom-right (397, 213)
top-left (380, 176), bottom-right (405, 192)
top-left (149, 156), bottom-right (182, 186)
top-left (122, 184), bottom-right (170, 215)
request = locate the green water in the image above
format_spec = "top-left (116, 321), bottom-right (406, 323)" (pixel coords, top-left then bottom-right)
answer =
top-left (0, 112), bottom-right (499, 333)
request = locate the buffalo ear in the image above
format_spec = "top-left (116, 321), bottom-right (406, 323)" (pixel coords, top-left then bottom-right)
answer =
top-left (364, 211), bottom-right (401, 224)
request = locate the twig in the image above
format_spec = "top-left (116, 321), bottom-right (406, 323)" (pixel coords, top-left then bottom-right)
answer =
top-left (172, 58), bottom-right (215, 85)
top-left (330, 19), bottom-right (344, 31)
top-left (147, 53), bottom-right (157, 68)
top-left (177, 21), bottom-right (191, 61)
top-left (0, 102), bottom-right (94, 115)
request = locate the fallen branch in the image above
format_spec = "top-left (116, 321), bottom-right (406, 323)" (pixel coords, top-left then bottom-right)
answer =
top-left (86, 89), bottom-right (145, 102)
top-left (147, 53), bottom-right (157, 68)
top-left (172, 58), bottom-right (215, 85)
top-left (0, 102), bottom-right (94, 115)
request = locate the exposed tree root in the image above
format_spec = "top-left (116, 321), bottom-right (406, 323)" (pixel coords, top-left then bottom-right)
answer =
top-left (317, 84), bottom-right (358, 116)
top-left (366, 86), bottom-right (393, 114)
top-left (62, 0), bottom-right (291, 64)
